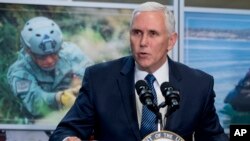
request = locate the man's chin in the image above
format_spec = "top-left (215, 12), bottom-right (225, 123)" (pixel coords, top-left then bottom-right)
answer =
top-left (137, 63), bottom-right (151, 71)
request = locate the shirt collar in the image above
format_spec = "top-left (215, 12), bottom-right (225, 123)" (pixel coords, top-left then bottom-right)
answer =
top-left (134, 59), bottom-right (169, 85)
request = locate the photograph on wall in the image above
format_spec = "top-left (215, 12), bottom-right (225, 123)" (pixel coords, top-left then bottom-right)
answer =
top-left (184, 11), bottom-right (250, 133)
top-left (0, 2), bottom-right (132, 129)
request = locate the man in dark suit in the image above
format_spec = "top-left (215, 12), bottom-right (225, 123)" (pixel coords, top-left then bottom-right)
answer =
top-left (49, 2), bottom-right (229, 141)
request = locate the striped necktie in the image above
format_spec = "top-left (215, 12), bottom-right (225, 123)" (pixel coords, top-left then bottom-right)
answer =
top-left (140, 74), bottom-right (158, 138)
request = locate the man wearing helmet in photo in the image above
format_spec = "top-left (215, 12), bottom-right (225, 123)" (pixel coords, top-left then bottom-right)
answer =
top-left (7, 16), bottom-right (93, 118)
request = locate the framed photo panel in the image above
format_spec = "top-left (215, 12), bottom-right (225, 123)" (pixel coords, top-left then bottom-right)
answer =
top-left (184, 9), bottom-right (250, 133)
top-left (0, 1), bottom-right (132, 130)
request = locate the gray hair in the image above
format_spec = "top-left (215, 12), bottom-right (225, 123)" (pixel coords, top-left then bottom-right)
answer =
top-left (130, 1), bottom-right (176, 34)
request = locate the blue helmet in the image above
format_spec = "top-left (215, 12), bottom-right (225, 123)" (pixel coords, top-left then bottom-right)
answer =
top-left (20, 16), bottom-right (63, 55)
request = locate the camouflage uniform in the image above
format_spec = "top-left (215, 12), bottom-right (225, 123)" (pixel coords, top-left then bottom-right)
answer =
top-left (7, 42), bottom-right (92, 117)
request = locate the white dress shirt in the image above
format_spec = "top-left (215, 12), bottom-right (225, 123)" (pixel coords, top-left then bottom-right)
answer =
top-left (134, 60), bottom-right (169, 128)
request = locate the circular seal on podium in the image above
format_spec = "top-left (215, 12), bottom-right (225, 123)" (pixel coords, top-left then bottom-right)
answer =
top-left (142, 130), bottom-right (185, 141)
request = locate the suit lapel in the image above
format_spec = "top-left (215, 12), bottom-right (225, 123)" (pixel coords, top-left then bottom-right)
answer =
top-left (165, 57), bottom-right (183, 130)
top-left (117, 56), bottom-right (141, 140)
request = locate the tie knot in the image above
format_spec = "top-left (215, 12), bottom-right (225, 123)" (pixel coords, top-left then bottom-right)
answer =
top-left (145, 74), bottom-right (156, 85)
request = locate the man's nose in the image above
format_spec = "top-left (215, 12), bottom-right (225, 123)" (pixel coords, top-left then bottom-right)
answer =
top-left (140, 34), bottom-right (148, 47)
top-left (44, 55), bottom-right (56, 64)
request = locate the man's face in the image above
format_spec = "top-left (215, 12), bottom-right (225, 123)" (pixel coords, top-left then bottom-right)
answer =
top-left (130, 11), bottom-right (176, 73)
top-left (30, 52), bottom-right (59, 71)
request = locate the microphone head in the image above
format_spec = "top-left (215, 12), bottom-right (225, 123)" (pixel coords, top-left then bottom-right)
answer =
top-left (135, 80), bottom-right (148, 94)
top-left (160, 82), bottom-right (180, 101)
top-left (135, 80), bottom-right (154, 105)
top-left (135, 80), bottom-right (158, 113)
top-left (160, 82), bottom-right (180, 117)
top-left (160, 82), bottom-right (173, 93)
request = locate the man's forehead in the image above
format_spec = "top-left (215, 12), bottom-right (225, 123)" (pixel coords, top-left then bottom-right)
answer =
top-left (131, 14), bottom-right (166, 32)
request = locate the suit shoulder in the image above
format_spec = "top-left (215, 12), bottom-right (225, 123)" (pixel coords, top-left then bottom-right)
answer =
top-left (175, 61), bottom-right (213, 80)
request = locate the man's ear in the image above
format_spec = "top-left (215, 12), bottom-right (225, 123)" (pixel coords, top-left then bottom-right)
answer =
top-left (167, 32), bottom-right (178, 51)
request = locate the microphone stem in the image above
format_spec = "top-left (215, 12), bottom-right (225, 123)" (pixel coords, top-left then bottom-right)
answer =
top-left (156, 112), bottom-right (162, 131)
top-left (157, 120), bottom-right (161, 131)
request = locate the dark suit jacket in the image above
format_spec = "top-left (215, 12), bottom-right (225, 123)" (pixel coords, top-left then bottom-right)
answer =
top-left (49, 56), bottom-right (229, 141)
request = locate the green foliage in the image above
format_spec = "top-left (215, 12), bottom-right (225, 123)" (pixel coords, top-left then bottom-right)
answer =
top-left (0, 4), bottom-right (84, 124)
top-left (0, 5), bottom-right (30, 124)
top-left (0, 3), bottom-right (131, 125)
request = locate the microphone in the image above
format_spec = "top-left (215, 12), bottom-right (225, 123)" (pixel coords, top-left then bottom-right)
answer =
top-left (135, 80), bottom-right (158, 113)
top-left (160, 82), bottom-right (180, 111)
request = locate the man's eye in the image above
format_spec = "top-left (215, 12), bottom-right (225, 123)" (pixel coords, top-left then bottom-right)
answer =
top-left (131, 30), bottom-right (141, 36)
top-left (149, 31), bottom-right (158, 37)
